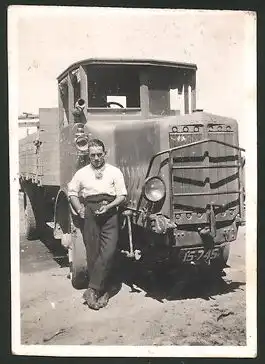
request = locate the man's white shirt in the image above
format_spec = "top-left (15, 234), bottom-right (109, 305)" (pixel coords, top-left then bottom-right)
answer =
top-left (68, 163), bottom-right (127, 198)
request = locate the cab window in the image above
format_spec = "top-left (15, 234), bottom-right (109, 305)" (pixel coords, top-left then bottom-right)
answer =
top-left (85, 65), bottom-right (140, 110)
top-left (147, 68), bottom-right (195, 116)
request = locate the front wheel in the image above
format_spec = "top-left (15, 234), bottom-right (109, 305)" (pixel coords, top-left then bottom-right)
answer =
top-left (70, 226), bottom-right (88, 289)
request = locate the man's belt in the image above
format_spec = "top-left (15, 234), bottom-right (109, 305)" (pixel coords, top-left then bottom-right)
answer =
top-left (83, 194), bottom-right (116, 205)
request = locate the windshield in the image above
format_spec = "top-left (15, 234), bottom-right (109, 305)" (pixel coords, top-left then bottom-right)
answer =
top-left (86, 65), bottom-right (140, 110)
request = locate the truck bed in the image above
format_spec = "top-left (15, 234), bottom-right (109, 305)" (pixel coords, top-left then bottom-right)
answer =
top-left (19, 108), bottom-right (60, 186)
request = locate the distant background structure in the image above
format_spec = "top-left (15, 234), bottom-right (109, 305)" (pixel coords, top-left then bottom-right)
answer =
top-left (18, 112), bottom-right (39, 139)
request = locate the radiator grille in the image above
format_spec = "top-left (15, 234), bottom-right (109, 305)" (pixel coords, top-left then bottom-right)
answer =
top-left (169, 123), bottom-right (240, 224)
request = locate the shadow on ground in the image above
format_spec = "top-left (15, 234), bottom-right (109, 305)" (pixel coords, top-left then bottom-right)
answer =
top-left (114, 258), bottom-right (246, 302)
top-left (39, 227), bottom-right (69, 268)
top-left (20, 226), bottom-right (69, 274)
top-left (21, 226), bottom-right (245, 303)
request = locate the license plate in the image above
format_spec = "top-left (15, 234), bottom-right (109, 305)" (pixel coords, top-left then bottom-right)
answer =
top-left (180, 247), bottom-right (221, 263)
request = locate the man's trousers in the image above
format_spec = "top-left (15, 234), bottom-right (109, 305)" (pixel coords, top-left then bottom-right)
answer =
top-left (83, 194), bottom-right (118, 293)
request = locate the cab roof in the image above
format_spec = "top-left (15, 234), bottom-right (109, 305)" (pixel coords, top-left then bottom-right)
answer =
top-left (57, 58), bottom-right (197, 81)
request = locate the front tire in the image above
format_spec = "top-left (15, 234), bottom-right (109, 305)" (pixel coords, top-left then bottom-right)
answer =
top-left (56, 195), bottom-right (89, 290)
top-left (70, 226), bottom-right (88, 289)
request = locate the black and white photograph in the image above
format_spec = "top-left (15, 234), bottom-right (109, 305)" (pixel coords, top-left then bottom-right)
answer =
top-left (8, 6), bottom-right (257, 357)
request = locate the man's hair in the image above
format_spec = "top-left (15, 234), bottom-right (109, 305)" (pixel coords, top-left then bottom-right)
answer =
top-left (87, 138), bottom-right (105, 152)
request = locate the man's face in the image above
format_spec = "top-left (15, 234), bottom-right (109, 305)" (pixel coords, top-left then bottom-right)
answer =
top-left (88, 146), bottom-right (106, 169)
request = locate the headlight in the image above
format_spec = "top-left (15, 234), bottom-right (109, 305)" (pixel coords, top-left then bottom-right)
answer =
top-left (143, 176), bottom-right (166, 202)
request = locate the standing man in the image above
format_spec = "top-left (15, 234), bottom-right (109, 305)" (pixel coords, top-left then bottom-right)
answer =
top-left (68, 139), bottom-right (127, 310)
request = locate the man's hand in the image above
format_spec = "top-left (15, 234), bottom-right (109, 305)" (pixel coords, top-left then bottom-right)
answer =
top-left (69, 196), bottom-right (85, 218)
top-left (95, 205), bottom-right (109, 215)
top-left (77, 205), bottom-right (85, 219)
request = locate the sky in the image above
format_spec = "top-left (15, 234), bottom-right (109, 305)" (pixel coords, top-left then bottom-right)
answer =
top-left (9, 6), bottom-right (256, 146)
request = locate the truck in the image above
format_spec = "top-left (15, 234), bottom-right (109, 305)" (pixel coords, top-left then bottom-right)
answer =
top-left (19, 58), bottom-right (245, 289)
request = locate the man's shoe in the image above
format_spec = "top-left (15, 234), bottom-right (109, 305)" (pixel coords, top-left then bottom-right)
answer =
top-left (83, 288), bottom-right (100, 310)
top-left (97, 291), bottom-right (110, 308)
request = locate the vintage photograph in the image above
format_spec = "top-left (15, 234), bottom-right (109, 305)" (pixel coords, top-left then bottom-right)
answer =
top-left (9, 6), bottom-right (256, 357)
